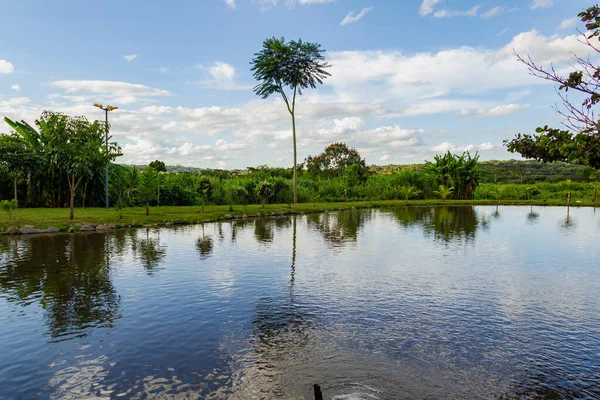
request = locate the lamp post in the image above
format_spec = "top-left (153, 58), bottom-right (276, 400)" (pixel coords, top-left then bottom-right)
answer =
top-left (94, 103), bottom-right (118, 208)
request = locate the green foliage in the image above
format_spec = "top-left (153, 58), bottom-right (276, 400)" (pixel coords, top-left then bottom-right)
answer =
top-left (399, 185), bottom-right (421, 202)
top-left (505, 127), bottom-right (600, 169)
top-left (305, 142), bottom-right (367, 180)
top-left (255, 180), bottom-right (275, 207)
top-left (1, 199), bottom-right (18, 220)
top-left (137, 169), bottom-right (158, 216)
top-left (434, 185), bottom-right (454, 201)
top-left (251, 37), bottom-right (331, 99)
top-left (224, 184), bottom-right (248, 211)
top-left (425, 151), bottom-right (480, 200)
top-left (475, 181), bottom-right (598, 201)
top-left (115, 197), bottom-right (126, 219)
top-left (149, 160), bottom-right (167, 173)
top-left (195, 176), bottom-right (213, 200)
top-left (195, 176), bottom-right (213, 213)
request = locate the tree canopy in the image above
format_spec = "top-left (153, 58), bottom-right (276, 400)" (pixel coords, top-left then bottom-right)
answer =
top-left (505, 5), bottom-right (600, 172)
top-left (305, 142), bottom-right (367, 180)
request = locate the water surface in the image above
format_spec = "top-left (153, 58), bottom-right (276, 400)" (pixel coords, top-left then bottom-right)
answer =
top-left (0, 206), bottom-right (599, 399)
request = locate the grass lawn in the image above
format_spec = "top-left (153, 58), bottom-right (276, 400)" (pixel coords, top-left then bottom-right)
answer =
top-left (0, 199), bottom-right (595, 232)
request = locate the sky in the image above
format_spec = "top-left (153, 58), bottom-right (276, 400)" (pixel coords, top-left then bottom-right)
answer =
top-left (0, 0), bottom-right (592, 169)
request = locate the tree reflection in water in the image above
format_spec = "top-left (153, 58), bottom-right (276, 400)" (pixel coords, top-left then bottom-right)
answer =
top-left (306, 209), bottom-right (372, 247)
top-left (526, 205), bottom-right (540, 224)
top-left (0, 234), bottom-right (120, 341)
top-left (391, 206), bottom-right (482, 244)
top-left (560, 207), bottom-right (577, 232)
top-left (135, 228), bottom-right (167, 274)
top-left (196, 225), bottom-right (214, 260)
top-left (253, 217), bottom-right (292, 245)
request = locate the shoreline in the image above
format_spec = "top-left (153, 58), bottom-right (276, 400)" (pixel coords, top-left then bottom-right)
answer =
top-left (0, 199), bottom-right (596, 235)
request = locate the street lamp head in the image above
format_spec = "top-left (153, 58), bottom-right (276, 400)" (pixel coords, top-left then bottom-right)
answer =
top-left (94, 103), bottom-right (104, 109)
top-left (107, 105), bottom-right (119, 111)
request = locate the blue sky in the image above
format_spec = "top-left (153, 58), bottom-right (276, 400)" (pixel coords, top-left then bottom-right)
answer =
top-left (0, 0), bottom-right (591, 169)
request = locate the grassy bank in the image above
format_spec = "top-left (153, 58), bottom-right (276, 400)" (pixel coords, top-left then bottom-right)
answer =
top-left (0, 199), bottom-right (596, 232)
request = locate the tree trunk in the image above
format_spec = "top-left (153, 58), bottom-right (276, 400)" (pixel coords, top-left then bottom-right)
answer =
top-left (13, 175), bottom-right (17, 202)
top-left (27, 173), bottom-right (31, 203)
top-left (82, 181), bottom-right (88, 208)
top-left (202, 197), bottom-right (205, 214)
top-left (157, 184), bottom-right (160, 207)
top-left (69, 187), bottom-right (75, 220)
top-left (292, 111), bottom-right (297, 204)
top-left (146, 200), bottom-right (149, 216)
top-left (69, 175), bottom-right (75, 220)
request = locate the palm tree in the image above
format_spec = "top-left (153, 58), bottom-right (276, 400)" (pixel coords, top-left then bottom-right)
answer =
top-left (434, 185), bottom-right (454, 201)
top-left (125, 167), bottom-right (140, 204)
top-left (400, 185), bottom-right (421, 203)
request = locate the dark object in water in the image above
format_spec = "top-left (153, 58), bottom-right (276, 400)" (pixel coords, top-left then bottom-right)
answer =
top-left (314, 384), bottom-right (323, 400)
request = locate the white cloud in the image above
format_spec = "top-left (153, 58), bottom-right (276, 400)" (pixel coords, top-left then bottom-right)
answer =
top-left (0, 60), bottom-right (14, 74)
top-left (497, 28), bottom-right (509, 36)
top-left (224, 0), bottom-right (235, 8)
top-left (257, 0), bottom-right (334, 10)
top-left (156, 67), bottom-right (171, 73)
top-left (419, 0), bottom-right (441, 16)
top-left (380, 154), bottom-right (390, 161)
top-left (341, 7), bottom-right (372, 26)
top-left (557, 17), bottom-right (577, 30)
top-left (476, 104), bottom-right (530, 117)
top-left (197, 61), bottom-right (252, 90)
top-left (297, 0), bottom-right (335, 4)
top-left (0, 97), bottom-right (30, 107)
top-left (50, 80), bottom-right (171, 99)
top-left (456, 108), bottom-right (470, 116)
top-left (531, 0), bottom-right (553, 10)
top-left (434, 5), bottom-right (480, 18)
top-left (492, 29), bottom-right (586, 65)
top-left (10, 84), bottom-right (20, 91)
top-left (216, 160), bottom-right (227, 169)
top-left (481, 6), bottom-right (503, 19)
top-left (124, 54), bottom-right (138, 62)
top-left (431, 142), bottom-right (497, 154)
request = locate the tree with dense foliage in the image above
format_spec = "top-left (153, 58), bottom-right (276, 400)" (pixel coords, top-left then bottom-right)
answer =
top-left (224, 184), bottom-right (248, 211)
top-left (195, 176), bottom-right (213, 213)
top-left (425, 152), bottom-right (480, 200)
top-left (41, 112), bottom-right (121, 220)
top-left (149, 160), bottom-right (167, 206)
top-left (0, 133), bottom-right (38, 201)
top-left (255, 180), bottom-right (275, 208)
top-left (3, 112), bottom-right (121, 209)
top-left (137, 168), bottom-right (158, 216)
top-left (305, 142), bottom-right (368, 180)
top-left (505, 5), bottom-right (600, 174)
top-left (251, 37), bottom-right (331, 204)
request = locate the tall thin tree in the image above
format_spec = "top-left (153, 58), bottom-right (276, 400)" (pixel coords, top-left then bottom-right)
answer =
top-left (251, 37), bottom-right (331, 203)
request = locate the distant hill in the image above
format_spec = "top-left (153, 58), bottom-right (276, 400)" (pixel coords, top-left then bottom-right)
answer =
top-left (371, 160), bottom-right (588, 184)
top-left (123, 160), bottom-right (589, 184)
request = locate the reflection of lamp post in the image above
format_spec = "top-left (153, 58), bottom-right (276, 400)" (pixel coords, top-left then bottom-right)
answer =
top-left (94, 103), bottom-right (118, 208)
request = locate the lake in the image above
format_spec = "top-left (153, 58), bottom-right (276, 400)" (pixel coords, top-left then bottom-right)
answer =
top-left (0, 206), bottom-right (599, 399)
